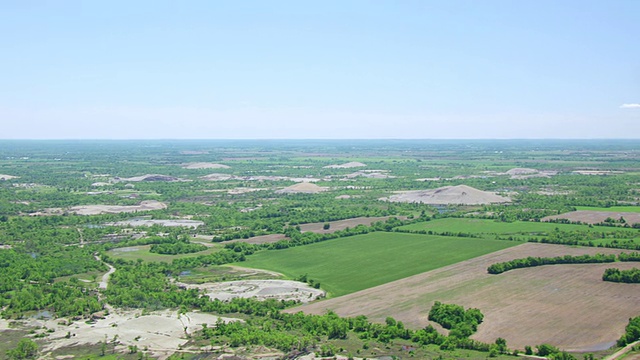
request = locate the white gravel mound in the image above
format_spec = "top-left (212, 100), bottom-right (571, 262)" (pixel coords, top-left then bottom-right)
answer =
top-left (382, 185), bottom-right (511, 205)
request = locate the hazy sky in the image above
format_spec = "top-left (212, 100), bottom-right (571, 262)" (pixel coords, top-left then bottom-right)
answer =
top-left (1, 1), bottom-right (639, 139)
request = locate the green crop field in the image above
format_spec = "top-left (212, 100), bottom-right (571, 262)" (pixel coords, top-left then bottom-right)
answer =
top-left (237, 232), bottom-right (520, 297)
top-left (575, 206), bottom-right (640, 213)
top-left (396, 218), bottom-right (633, 236)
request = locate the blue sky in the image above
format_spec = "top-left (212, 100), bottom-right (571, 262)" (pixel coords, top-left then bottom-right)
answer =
top-left (1, 1), bottom-right (638, 139)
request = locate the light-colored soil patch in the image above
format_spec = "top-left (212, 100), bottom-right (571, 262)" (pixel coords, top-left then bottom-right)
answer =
top-left (200, 173), bottom-right (320, 182)
top-left (91, 182), bottom-right (111, 187)
top-left (381, 185), bottom-right (510, 205)
top-left (223, 234), bottom-right (287, 244)
top-left (181, 162), bottom-right (230, 169)
top-left (503, 168), bottom-right (558, 179)
top-left (506, 168), bottom-right (539, 176)
top-left (543, 211), bottom-right (640, 225)
top-left (289, 243), bottom-right (637, 351)
top-left (21, 309), bottom-right (238, 358)
top-left (69, 200), bottom-right (167, 215)
top-left (180, 280), bottom-right (325, 303)
top-left (276, 182), bottom-right (328, 194)
top-left (107, 219), bottom-right (204, 228)
top-left (299, 216), bottom-right (407, 234)
top-left (0, 174), bottom-right (19, 180)
top-left (115, 174), bottom-right (188, 182)
top-left (324, 162), bottom-right (367, 169)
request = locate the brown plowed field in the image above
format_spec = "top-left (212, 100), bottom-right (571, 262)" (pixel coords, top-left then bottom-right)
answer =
top-left (223, 217), bottom-right (404, 244)
top-left (543, 210), bottom-right (640, 225)
top-left (299, 216), bottom-right (407, 234)
top-left (288, 243), bottom-right (640, 352)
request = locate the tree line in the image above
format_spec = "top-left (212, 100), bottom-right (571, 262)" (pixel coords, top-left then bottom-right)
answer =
top-left (487, 254), bottom-right (616, 274)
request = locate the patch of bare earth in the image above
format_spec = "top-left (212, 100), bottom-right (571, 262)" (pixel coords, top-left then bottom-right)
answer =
top-left (179, 280), bottom-right (325, 303)
top-left (324, 162), bottom-right (367, 169)
top-left (107, 219), bottom-right (204, 228)
top-left (224, 217), bottom-right (407, 244)
top-left (276, 182), bottom-right (328, 194)
top-left (0, 174), bottom-right (19, 180)
top-left (299, 216), bottom-right (407, 234)
top-left (543, 211), bottom-right (640, 225)
top-left (70, 200), bottom-right (167, 215)
top-left (288, 243), bottom-right (639, 351)
top-left (116, 174), bottom-right (188, 182)
top-left (223, 234), bottom-right (287, 245)
top-left (181, 162), bottom-right (230, 169)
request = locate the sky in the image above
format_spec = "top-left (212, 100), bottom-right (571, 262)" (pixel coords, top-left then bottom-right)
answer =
top-left (1, 0), bottom-right (639, 139)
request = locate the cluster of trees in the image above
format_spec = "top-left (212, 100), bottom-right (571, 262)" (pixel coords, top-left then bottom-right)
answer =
top-left (5, 339), bottom-right (38, 360)
top-left (200, 303), bottom-right (505, 355)
top-left (619, 252), bottom-right (640, 262)
top-left (428, 301), bottom-right (484, 338)
top-left (149, 241), bottom-right (207, 255)
top-left (487, 254), bottom-right (616, 274)
top-left (294, 274), bottom-right (321, 289)
top-left (603, 268), bottom-right (640, 283)
top-left (522, 344), bottom-right (577, 360)
top-left (617, 316), bottom-right (640, 347)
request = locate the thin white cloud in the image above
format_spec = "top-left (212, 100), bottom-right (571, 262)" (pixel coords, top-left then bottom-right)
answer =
top-left (620, 103), bottom-right (640, 109)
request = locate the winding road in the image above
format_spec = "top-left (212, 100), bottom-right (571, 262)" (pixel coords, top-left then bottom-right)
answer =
top-left (95, 255), bottom-right (116, 289)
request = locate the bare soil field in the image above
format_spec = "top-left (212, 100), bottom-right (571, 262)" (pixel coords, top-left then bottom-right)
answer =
top-left (181, 162), bottom-right (230, 169)
top-left (179, 280), bottom-right (325, 303)
top-left (299, 216), bottom-right (407, 234)
top-left (223, 216), bottom-right (406, 243)
top-left (223, 234), bottom-right (287, 244)
top-left (382, 185), bottom-right (511, 205)
top-left (289, 243), bottom-right (639, 352)
top-left (543, 210), bottom-right (640, 225)
top-left (116, 174), bottom-right (188, 182)
top-left (0, 174), bottom-right (18, 180)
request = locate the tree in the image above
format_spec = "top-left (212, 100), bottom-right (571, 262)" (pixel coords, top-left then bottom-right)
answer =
top-left (6, 339), bottom-right (38, 359)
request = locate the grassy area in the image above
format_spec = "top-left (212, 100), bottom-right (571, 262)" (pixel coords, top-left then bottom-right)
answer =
top-left (575, 205), bottom-right (640, 213)
top-left (397, 218), bottom-right (636, 236)
top-left (237, 232), bottom-right (520, 297)
top-left (106, 244), bottom-right (222, 263)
